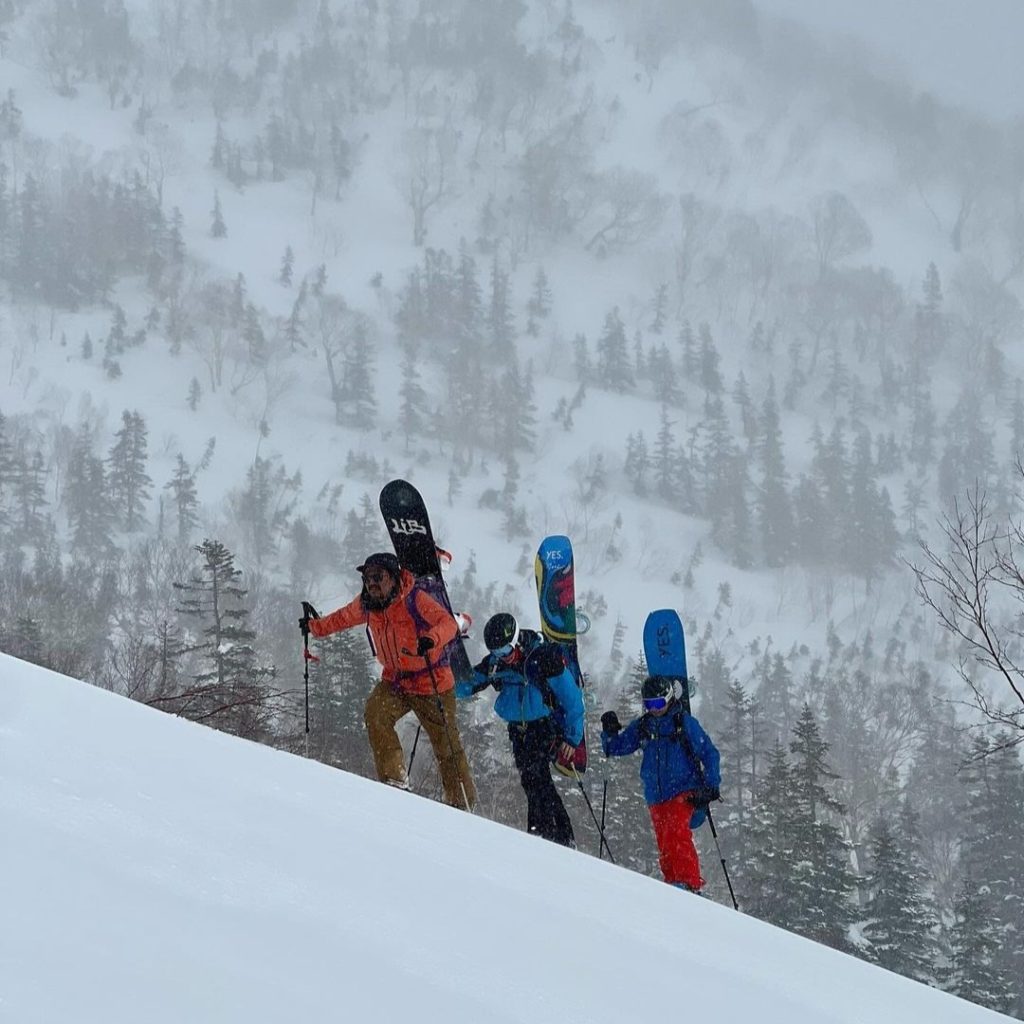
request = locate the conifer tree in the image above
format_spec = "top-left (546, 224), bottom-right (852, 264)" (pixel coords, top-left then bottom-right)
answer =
top-left (678, 320), bottom-right (697, 376)
top-left (720, 680), bottom-right (754, 825)
top-left (595, 307), bottom-right (634, 392)
top-left (911, 262), bottom-right (945, 372)
top-left (948, 879), bottom-right (1016, 1015)
top-left (107, 410), bottom-right (152, 532)
top-left (698, 322), bottom-right (723, 397)
top-left (423, 248), bottom-right (455, 340)
top-left (1009, 379), bottom-right (1024, 470)
top-left (341, 315), bottom-right (376, 429)
top-left (757, 378), bottom-right (794, 566)
top-left (210, 190), bottom-right (226, 237)
top-left (301, 628), bottom-right (376, 772)
top-left (624, 431), bottom-right (650, 497)
top-left (11, 449), bottom-right (48, 543)
top-left (792, 471), bottom-right (827, 566)
top-left (741, 742), bottom-right (803, 926)
top-left (279, 245), bottom-right (294, 286)
top-left (487, 254), bottom-right (514, 350)
top-left (650, 343), bottom-right (681, 405)
top-left (848, 429), bottom-right (898, 578)
top-left (649, 282), bottom-right (667, 334)
top-left (341, 492), bottom-right (386, 564)
top-left (861, 808), bottom-right (940, 984)
top-left (398, 341), bottom-right (430, 451)
top-left (66, 427), bottom-right (115, 558)
top-left (956, 734), bottom-right (1024, 1012)
top-left (572, 332), bottom-right (591, 384)
top-left (786, 705), bottom-right (859, 951)
top-left (496, 355), bottom-right (537, 452)
top-left (732, 371), bottom-right (756, 444)
top-left (164, 454), bottom-right (199, 543)
top-left (653, 406), bottom-right (678, 503)
top-left (231, 457), bottom-right (300, 567)
top-left (455, 242), bottom-right (484, 342)
top-left (810, 421), bottom-right (850, 567)
top-left (0, 410), bottom-right (12, 530)
top-left (758, 651), bottom-right (795, 747)
top-left (10, 614), bottom-right (46, 667)
top-left (173, 539), bottom-right (277, 740)
top-left (526, 265), bottom-right (552, 325)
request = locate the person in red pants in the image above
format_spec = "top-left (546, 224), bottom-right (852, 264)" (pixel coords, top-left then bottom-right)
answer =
top-left (600, 676), bottom-right (720, 891)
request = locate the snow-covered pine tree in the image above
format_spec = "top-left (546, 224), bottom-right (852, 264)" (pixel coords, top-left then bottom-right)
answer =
top-left (786, 705), bottom-right (859, 952)
top-left (860, 808), bottom-right (940, 984)
top-left (173, 538), bottom-right (278, 741)
top-left (107, 410), bottom-right (152, 532)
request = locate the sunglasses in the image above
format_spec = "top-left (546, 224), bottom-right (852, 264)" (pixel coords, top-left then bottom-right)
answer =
top-left (643, 695), bottom-right (671, 711)
top-left (363, 569), bottom-right (390, 584)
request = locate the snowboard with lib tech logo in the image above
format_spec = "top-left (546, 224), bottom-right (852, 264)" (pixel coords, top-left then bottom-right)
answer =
top-left (379, 478), bottom-right (473, 683)
top-left (535, 534), bottom-right (588, 772)
top-left (642, 608), bottom-right (693, 713)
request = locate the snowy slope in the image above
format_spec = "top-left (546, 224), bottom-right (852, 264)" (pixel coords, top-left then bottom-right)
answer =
top-left (0, 653), bottom-right (1012, 1024)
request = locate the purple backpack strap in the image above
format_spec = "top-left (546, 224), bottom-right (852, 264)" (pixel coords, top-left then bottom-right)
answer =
top-left (405, 584), bottom-right (452, 669)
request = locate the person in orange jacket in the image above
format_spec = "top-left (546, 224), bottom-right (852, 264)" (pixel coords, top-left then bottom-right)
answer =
top-left (300, 552), bottom-right (476, 810)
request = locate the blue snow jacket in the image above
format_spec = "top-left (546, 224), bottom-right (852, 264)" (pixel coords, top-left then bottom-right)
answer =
top-left (602, 703), bottom-right (720, 808)
top-left (456, 632), bottom-right (585, 746)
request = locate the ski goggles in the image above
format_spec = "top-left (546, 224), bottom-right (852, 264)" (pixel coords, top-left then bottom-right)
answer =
top-left (491, 642), bottom-right (515, 659)
top-left (643, 694), bottom-right (672, 711)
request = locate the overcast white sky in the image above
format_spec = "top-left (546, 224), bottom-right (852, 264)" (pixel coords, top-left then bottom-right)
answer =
top-left (755, 0), bottom-right (1024, 120)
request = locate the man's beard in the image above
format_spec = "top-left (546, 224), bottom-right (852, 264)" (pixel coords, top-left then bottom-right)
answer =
top-left (361, 585), bottom-right (397, 611)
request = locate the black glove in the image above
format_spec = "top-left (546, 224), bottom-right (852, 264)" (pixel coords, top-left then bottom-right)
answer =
top-left (688, 785), bottom-right (721, 807)
top-left (416, 635), bottom-right (435, 657)
top-left (300, 601), bottom-right (320, 637)
top-left (601, 711), bottom-right (622, 737)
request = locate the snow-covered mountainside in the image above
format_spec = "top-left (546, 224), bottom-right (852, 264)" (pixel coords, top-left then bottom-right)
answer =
top-left (1, 2), bottom-right (1023, 1016)
top-left (1, 654), bottom-right (1013, 1024)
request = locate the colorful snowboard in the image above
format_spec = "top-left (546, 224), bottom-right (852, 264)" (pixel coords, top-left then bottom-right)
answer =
top-left (643, 608), bottom-right (693, 713)
top-left (535, 535), bottom-right (587, 772)
top-left (379, 479), bottom-right (473, 683)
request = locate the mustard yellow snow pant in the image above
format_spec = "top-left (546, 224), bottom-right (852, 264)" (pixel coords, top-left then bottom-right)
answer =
top-left (364, 679), bottom-right (476, 810)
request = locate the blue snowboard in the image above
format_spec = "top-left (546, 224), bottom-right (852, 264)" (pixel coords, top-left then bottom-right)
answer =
top-left (642, 609), bottom-right (692, 713)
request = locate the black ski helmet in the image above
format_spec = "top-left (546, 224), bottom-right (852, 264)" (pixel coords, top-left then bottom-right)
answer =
top-left (641, 675), bottom-right (673, 702)
top-left (484, 612), bottom-right (519, 652)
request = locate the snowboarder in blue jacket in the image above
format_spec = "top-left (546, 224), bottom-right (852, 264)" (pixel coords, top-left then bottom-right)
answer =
top-left (601, 675), bottom-right (721, 891)
top-left (457, 613), bottom-right (584, 847)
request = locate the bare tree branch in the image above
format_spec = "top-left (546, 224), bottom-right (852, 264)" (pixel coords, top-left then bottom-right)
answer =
top-left (908, 481), bottom-right (1024, 748)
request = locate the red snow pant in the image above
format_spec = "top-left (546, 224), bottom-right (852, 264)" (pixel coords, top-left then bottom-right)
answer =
top-left (649, 792), bottom-right (704, 890)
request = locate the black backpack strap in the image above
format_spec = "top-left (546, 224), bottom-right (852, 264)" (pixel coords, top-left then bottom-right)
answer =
top-left (673, 708), bottom-right (706, 785)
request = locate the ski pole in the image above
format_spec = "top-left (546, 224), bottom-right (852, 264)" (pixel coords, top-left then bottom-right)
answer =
top-left (300, 601), bottom-right (320, 759)
top-left (418, 648), bottom-right (474, 812)
top-left (407, 724), bottom-right (422, 777)
top-left (599, 779), bottom-right (609, 861)
top-left (570, 765), bottom-right (616, 864)
top-left (675, 715), bottom-right (738, 908)
top-left (704, 807), bottom-right (739, 910)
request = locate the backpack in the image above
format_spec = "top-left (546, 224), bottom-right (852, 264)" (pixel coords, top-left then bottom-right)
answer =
top-left (364, 580), bottom-right (455, 671)
top-left (525, 642), bottom-right (588, 773)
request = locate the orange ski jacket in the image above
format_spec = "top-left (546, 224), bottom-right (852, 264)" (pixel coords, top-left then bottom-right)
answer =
top-left (309, 569), bottom-right (458, 695)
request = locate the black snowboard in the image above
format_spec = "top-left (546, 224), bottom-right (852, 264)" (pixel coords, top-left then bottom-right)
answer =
top-left (379, 479), bottom-right (474, 682)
